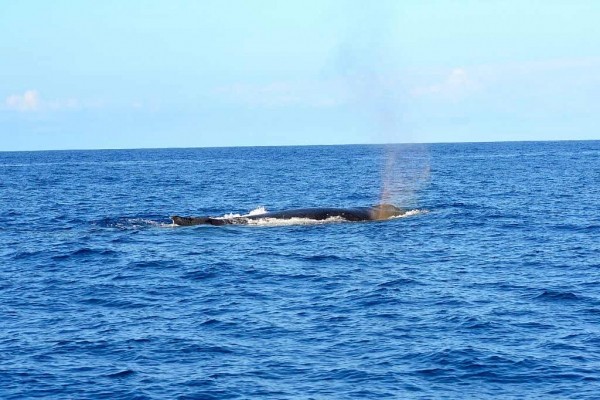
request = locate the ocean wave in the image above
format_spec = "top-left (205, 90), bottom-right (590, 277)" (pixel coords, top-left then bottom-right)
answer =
top-left (534, 290), bottom-right (581, 301)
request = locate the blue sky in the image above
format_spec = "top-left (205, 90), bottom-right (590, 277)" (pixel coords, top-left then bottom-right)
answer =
top-left (1, 0), bottom-right (599, 150)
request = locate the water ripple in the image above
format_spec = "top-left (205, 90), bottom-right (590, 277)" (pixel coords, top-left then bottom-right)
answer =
top-left (1, 142), bottom-right (600, 399)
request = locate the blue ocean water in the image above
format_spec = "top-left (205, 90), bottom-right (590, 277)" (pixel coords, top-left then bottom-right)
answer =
top-left (1, 141), bottom-right (599, 399)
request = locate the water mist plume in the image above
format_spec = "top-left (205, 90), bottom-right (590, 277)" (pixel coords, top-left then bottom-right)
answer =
top-left (333, 2), bottom-right (430, 208)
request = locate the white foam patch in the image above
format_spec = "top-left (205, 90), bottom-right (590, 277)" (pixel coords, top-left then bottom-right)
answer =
top-left (245, 216), bottom-right (347, 226)
top-left (246, 206), bottom-right (268, 216)
top-left (201, 207), bottom-right (427, 227)
top-left (242, 209), bottom-right (427, 227)
top-left (390, 209), bottom-right (429, 219)
top-left (220, 206), bottom-right (268, 219)
top-left (220, 212), bottom-right (243, 219)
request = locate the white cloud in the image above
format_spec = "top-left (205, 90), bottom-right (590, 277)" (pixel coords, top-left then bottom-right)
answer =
top-left (4, 90), bottom-right (92, 112)
top-left (5, 90), bottom-right (40, 111)
top-left (412, 68), bottom-right (479, 99)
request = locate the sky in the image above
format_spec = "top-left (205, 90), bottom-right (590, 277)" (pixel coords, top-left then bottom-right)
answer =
top-left (1, 0), bottom-right (599, 151)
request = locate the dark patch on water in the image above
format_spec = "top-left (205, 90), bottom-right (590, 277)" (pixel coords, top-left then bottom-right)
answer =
top-left (534, 290), bottom-right (581, 301)
top-left (106, 369), bottom-right (136, 378)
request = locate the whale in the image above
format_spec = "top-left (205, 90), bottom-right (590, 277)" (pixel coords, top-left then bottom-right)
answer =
top-left (171, 204), bottom-right (405, 226)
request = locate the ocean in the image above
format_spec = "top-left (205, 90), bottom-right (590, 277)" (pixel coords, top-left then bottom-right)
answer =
top-left (1, 141), bottom-right (599, 399)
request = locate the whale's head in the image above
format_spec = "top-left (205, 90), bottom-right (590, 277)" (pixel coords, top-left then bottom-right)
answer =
top-left (371, 204), bottom-right (405, 220)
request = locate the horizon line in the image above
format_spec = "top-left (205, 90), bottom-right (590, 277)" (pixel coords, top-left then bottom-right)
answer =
top-left (1, 138), bottom-right (598, 154)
